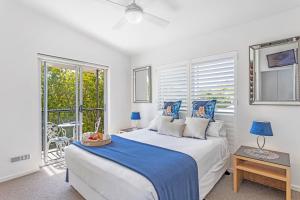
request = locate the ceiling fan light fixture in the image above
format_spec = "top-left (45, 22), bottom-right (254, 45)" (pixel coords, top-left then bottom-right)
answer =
top-left (125, 4), bottom-right (143, 24)
top-left (111, 0), bottom-right (170, 29)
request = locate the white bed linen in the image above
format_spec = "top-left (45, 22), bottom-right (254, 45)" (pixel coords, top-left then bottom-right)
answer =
top-left (65, 129), bottom-right (229, 200)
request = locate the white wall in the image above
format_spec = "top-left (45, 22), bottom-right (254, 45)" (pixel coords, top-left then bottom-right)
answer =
top-left (0, 0), bottom-right (131, 182)
top-left (131, 7), bottom-right (300, 190)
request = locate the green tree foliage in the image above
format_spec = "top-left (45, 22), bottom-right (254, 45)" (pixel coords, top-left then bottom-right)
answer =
top-left (205, 87), bottom-right (234, 108)
top-left (204, 87), bottom-right (234, 112)
top-left (82, 70), bottom-right (104, 133)
top-left (41, 66), bottom-right (104, 138)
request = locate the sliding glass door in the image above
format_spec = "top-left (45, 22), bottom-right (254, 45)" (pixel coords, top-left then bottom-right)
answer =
top-left (41, 59), bottom-right (107, 164)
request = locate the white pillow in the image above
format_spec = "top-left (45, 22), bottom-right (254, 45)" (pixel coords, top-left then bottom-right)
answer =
top-left (147, 115), bottom-right (159, 130)
top-left (206, 120), bottom-right (225, 137)
top-left (158, 117), bottom-right (185, 137)
top-left (173, 118), bottom-right (186, 124)
top-left (219, 125), bottom-right (227, 137)
top-left (183, 117), bottom-right (209, 139)
top-left (178, 112), bottom-right (187, 120)
top-left (147, 115), bottom-right (172, 131)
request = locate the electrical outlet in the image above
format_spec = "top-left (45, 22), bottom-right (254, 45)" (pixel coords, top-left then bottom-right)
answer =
top-left (10, 157), bottom-right (20, 163)
top-left (10, 154), bottom-right (31, 163)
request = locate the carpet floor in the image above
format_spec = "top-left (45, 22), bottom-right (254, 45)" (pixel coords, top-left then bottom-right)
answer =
top-left (0, 163), bottom-right (299, 200)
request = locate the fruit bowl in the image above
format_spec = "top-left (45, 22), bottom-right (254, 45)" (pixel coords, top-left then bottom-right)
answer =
top-left (81, 132), bottom-right (111, 147)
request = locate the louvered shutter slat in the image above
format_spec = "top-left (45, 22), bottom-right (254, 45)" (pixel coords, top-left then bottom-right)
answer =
top-left (191, 58), bottom-right (235, 113)
top-left (158, 65), bottom-right (188, 111)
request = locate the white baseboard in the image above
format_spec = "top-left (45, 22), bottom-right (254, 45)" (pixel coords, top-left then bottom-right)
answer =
top-left (292, 184), bottom-right (300, 192)
top-left (0, 167), bottom-right (40, 183)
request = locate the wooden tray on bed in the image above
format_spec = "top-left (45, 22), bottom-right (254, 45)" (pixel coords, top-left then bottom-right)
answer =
top-left (81, 138), bottom-right (111, 147)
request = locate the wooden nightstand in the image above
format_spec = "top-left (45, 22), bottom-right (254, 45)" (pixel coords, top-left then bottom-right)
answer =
top-left (233, 146), bottom-right (291, 200)
top-left (119, 127), bottom-right (142, 133)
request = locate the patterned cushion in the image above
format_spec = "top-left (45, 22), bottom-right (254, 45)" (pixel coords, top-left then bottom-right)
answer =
top-left (162, 100), bottom-right (182, 119)
top-left (191, 100), bottom-right (217, 121)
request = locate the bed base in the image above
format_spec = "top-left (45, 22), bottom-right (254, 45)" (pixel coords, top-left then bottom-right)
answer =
top-left (69, 157), bottom-right (229, 200)
top-left (69, 171), bottom-right (108, 200)
top-left (200, 158), bottom-right (229, 200)
top-left (202, 170), bottom-right (231, 200)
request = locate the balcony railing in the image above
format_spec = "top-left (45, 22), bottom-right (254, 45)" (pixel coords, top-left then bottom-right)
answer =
top-left (42, 108), bottom-right (104, 125)
top-left (41, 107), bottom-right (104, 150)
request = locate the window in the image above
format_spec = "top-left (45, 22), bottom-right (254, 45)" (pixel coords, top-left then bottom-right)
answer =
top-left (157, 53), bottom-right (236, 114)
top-left (191, 55), bottom-right (235, 113)
top-left (157, 63), bottom-right (188, 111)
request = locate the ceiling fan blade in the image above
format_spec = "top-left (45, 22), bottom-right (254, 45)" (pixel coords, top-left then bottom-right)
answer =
top-left (103, 0), bottom-right (127, 8)
top-left (112, 17), bottom-right (128, 30)
top-left (144, 12), bottom-right (170, 27)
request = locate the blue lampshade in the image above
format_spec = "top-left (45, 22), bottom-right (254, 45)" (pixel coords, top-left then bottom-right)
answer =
top-left (250, 121), bottom-right (273, 136)
top-left (131, 112), bottom-right (141, 120)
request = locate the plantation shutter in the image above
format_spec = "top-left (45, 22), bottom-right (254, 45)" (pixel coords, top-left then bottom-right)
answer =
top-left (191, 57), bottom-right (235, 113)
top-left (157, 64), bottom-right (188, 111)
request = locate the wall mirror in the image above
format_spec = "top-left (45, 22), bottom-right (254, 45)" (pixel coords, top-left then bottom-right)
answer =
top-left (249, 36), bottom-right (300, 105)
top-left (133, 66), bottom-right (152, 103)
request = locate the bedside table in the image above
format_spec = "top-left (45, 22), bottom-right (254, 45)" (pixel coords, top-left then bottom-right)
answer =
top-left (233, 146), bottom-right (291, 200)
top-left (119, 127), bottom-right (142, 134)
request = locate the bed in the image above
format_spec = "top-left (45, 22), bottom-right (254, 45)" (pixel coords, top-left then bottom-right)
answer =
top-left (65, 128), bottom-right (230, 200)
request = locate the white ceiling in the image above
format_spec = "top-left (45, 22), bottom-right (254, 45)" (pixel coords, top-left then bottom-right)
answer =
top-left (21, 0), bottom-right (300, 55)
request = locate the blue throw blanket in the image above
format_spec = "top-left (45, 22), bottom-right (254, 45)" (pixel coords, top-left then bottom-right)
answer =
top-left (72, 135), bottom-right (199, 200)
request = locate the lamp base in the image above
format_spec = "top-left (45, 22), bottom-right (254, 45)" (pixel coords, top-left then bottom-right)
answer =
top-left (244, 148), bottom-right (279, 160)
top-left (131, 120), bottom-right (140, 129)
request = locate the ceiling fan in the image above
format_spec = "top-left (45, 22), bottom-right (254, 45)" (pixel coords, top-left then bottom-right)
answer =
top-left (104, 0), bottom-right (171, 29)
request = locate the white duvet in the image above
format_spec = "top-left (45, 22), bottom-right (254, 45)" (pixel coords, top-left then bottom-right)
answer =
top-left (65, 129), bottom-right (229, 200)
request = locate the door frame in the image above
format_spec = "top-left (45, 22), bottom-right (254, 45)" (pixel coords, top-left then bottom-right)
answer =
top-left (38, 53), bottom-right (108, 164)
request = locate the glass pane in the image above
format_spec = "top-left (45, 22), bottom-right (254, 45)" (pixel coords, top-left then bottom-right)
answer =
top-left (41, 63), bottom-right (77, 164)
top-left (82, 68), bottom-right (105, 133)
top-left (47, 66), bottom-right (76, 127)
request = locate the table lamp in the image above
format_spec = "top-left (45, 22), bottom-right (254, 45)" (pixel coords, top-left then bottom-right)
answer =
top-left (244, 121), bottom-right (279, 160)
top-left (251, 121), bottom-right (273, 150)
top-left (131, 112), bottom-right (141, 129)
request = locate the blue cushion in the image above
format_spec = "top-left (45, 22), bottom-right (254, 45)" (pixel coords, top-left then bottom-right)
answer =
top-left (191, 100), bottom-right (217, 121)
top-left (162, 101), bottom-right (182, 119)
